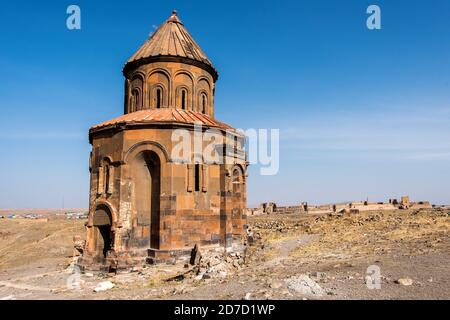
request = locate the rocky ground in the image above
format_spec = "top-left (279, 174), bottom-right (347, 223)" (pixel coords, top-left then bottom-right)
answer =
top-left (0, 208), bottom-right (449, 300)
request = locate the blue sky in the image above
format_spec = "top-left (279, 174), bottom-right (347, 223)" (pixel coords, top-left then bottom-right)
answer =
top-left (0, 0), bottom-right (449, 208)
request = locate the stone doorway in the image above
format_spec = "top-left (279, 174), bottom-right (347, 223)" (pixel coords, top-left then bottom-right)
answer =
top-left (93, 205), bottom-right (113, 258)
top-left (131, 150), bottom-right (161, 249)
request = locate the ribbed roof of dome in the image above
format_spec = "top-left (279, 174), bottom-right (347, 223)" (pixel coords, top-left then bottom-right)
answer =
top-left (90, 109), bottom-right (234, 133)
top-left (126, 11), bottom-right (216, 74)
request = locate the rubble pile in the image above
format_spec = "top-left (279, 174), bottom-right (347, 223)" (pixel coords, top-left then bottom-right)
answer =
top-left (252, 220), bottom-right (313, 235)
top-left (284, 275), bottom-right (325, 297)
top-left (189, 247), bottom-right (247, 281)
top-left (253, 220), bottom-right (286, 231)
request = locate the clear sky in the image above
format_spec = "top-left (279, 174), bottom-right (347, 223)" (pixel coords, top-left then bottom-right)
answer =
top-left (0, 0), bottom-right (449, 209)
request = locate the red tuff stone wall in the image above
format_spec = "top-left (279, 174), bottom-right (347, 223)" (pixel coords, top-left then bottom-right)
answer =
top-left (125, 61), bottom-right (215, 117)
top-left (80, 125), bottom-right (247, 268)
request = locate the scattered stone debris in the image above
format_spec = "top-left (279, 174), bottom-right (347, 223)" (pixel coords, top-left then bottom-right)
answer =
top-left (94, 281), bottom-right (115, 292)
top-left (182, 246), bottom-right (248, 281)
top-left (253, 221), bottom-right (287, 232)
top-left (0, 295), bottom-right (16, 300)
top-left (245, 225), bottom-right (255, 245)
top-left (72, 236), bottom-right (85, 257)
top-left (163, 245), bottom-right (248, 285)
top-left (395, 278), bottom-right (413, 286)
top-left (65, 257), bottom-right (81, 274)
top-left (284, 275), bottom-right (325, 296)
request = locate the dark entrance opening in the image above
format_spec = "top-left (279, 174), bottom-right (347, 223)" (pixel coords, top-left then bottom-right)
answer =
top-left (97, 225), bottom-right (112, 257)
top-left (93, 205), bottom-right (113, 258)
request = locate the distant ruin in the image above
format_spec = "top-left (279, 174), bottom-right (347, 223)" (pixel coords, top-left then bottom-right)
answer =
top-left (246, 196), bottom-right (433, 216)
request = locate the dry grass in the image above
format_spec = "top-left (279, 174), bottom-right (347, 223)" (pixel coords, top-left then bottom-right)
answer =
top-left (0, 219), bottom-right (85, 270)
top-left (248, 210), bottom-right (450, 267)
top-left (289, 210), bottom-right (450, 263)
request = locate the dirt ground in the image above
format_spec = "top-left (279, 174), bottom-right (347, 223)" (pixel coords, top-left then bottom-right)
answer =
top-left (0, 208), bottom-right (449, 300)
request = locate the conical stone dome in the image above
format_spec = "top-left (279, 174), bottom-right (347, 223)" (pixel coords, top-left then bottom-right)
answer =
top-left (124, 10), bottom-right (218, 80)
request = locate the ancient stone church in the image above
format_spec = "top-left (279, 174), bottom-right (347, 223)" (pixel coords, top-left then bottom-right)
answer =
top-left (79, 11), bottom-right (247, 270)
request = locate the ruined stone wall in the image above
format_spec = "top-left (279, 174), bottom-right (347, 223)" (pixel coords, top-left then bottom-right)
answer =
top-left (350, 203), bottom-right (396, 211)
top-left (410, 202), bottom-right (432, 210)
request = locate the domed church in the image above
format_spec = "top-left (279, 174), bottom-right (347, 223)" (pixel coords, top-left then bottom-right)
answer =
top-left (79, 11), bottom-right (248, 269)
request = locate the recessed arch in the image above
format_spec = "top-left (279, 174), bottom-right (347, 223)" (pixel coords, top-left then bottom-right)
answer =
top-left (230, 164), bottom-right (246, 237)
top-left (88, 200), bottom-right (119, 258)
top-left (197, 76), bottom-right (211, 91)
top-left (88, 200), bottom-right (119, 229)
top-left (123, 141), bottom-right (171, 164)
top-left (130, 150), bottom-right (161, 249)
top-left (148, 68), bottom-right (172, 81)
top-left (229, 164), bottom-right (247, 185)
top-left (92, 204), bottom-right (113, 258)
top-left (173, 69), bottom-right (195, 82)
top-left (174, 70), bottom-right (194, 110)
top-left (175, 85), bottom-right (191, 110)
top-left (98, 157), bottom-right (114, 195)
top-left (149, 83), bottom-right (168, 108)
top-left (130, 74), bottom-right (144, 112)
top-left (197, 77), bottom-right (212, 114)
top-left (197, 89), bottom-right (209, 114)
top-left (93, 204), bottom-right (112, 226)
top-left (148, 69), bottom-right (170, 108)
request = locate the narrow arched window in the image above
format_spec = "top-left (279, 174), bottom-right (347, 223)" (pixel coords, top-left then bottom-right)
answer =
top-left (156, 88), bottom-right (161, 109)
top-left (233, 168), bottom-right (241, 194)
top-left (194, 164), bottom-right (200, 192)
top-left (201, 94), bottom-right (207, 114)
top-left (131, 89), bottom-right (140, 112)
top-left (181, 90), bottom-right (186, 110)
top-left (104, 164), bottom-right (110, 194)
top-left (136, 91), bottom-right (141, 110)
top-left (131, 91), bottom-right (136, 112)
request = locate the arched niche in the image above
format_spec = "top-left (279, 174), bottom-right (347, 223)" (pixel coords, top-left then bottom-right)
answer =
top-left (173, 71), bottom-right (194, 110)
top-left (231, 165), bottom-right (245, 194)
top-left (175, 85), bottom-right (190, 110)
top-left (130, 74), bottom-right (144, 112)
top-left (148, 70), bottom-right (170, 108)
top-left (230, 165), bottom-right (246, 237)
top-left (123, 141), bottom-right (171, 165)
top-left (130, 150), bottom-right (161, 249)
top-left (197, 90), bottom-right (209, 114)
top-left (197, 77), bottom-right (212, 113)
